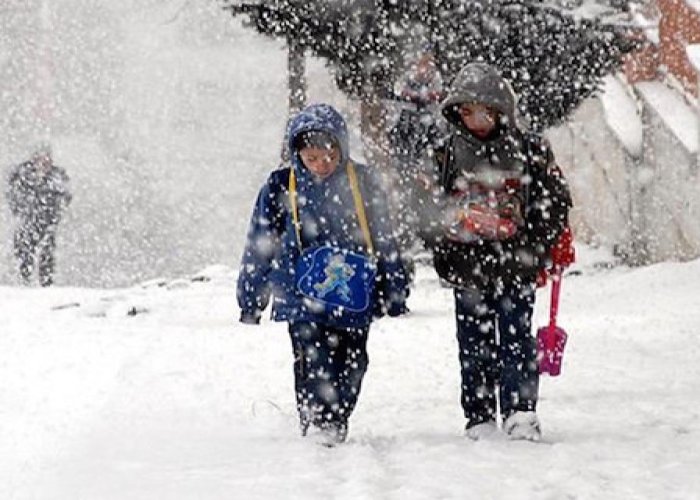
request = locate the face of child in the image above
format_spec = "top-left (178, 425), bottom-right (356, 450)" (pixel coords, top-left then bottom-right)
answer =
top-left (458, 103), bottom-right (499, 139)
top-left (299, 145), bottom-right (341, 179)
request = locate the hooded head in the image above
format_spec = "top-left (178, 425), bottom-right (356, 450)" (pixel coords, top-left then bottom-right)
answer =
top-left (31, 142), bottom-right (53, 173)
top-left (440, 63), bottom-right (517, 135)
top-left (33, 142), bottom-right (52, 157)
top-left (287, 104), bottom-right (349, 179)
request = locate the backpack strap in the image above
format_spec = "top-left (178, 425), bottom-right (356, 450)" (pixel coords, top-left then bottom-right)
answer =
top-left (288, 162), bottom-right (375, 254)
top-left (523, 132), bottom-right (553, 171)
top-left (289, 167), bottom-right (301, 247)
top-left (347, 162), bottom-right (375, 254)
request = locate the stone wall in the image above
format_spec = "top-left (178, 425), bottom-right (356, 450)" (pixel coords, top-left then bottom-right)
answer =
top-left (548, 77), bottom-right (700, 264)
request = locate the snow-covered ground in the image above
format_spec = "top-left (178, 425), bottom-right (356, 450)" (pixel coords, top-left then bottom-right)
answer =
top-left (2, 5), bottom-right (700, 497)
top-left (2, 246), bottom-right (699, 500)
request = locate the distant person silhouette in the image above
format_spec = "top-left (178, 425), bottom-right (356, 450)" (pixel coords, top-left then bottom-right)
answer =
top-left (7, 144), bottom-right (72, 286)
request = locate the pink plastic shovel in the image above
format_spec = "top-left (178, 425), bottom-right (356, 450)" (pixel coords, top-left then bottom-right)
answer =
top-left (537, 270), bottom-right (568, 376)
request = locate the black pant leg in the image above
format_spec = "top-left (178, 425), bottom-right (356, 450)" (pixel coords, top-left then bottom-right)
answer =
top-left (289, 322), bottom-right (370, 432)
top-left (287, 322), bottom-right (344, 428)
top-left (14, 225), bottom-right (38, 283)
top-left (495, 283), bottom-right (538, 417)
top-left (38, 229), bottom-right (56, 287)
top-left (334, 326), bottom-right (369, 423)
top-left (289, 324), bottom-right (308, 427)
top-left (454, 288), bottom-right (499, 424)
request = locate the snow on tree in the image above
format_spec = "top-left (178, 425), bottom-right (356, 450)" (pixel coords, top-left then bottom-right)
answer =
top-left (220, 0), bottom-right (638, 132)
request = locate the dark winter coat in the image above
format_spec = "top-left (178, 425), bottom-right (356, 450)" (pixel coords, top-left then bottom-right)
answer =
top-left (424, 63), bottom-right (572, 290)
top-left (237, 104), bottom-right (408, 326)
top-left (7, 161), bottom-right (72, 228)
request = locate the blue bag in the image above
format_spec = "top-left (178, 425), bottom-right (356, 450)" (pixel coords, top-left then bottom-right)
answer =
top-left (296, 246), bottom-right (377, 313)
top-left (290, 163), bottom-right (377, 326)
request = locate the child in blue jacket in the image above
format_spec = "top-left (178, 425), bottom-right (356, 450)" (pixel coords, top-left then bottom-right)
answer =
top-left (237, 103), bottom-right (408, 445)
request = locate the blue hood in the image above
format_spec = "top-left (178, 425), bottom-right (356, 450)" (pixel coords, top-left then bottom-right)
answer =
top-left (286, 103), bottom-right (350, 177)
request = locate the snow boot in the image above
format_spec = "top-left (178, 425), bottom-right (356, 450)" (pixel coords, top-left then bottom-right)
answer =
top-left (308, 421), bottom-right (348, 447)
top-left (464, 420), bottom-right (499, 441)
top-left (503, 411), bottom-right (542, 442)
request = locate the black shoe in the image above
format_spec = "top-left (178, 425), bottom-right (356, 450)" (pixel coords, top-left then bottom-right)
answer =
top-left (465, 411), bottom-right (495, 429)
top-left (465, 416), bottom-right (490, 430)
top-left (464, 418), bottom-right (498, 441)
top-left (308, 421), bottom-right (348, 447)
top-left (300, 419), bottom-right (310, 437)
top-left (323, 421), bottom-right (348, 447)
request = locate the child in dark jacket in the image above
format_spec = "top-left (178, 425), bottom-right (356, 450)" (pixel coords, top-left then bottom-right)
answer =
top-left (237, 103), bottom-right (409, 445)
top-left (421, 63), bottom-right (572, 441)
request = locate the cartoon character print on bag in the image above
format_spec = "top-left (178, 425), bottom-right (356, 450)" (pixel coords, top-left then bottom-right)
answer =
top-left (313, 254), bottom-right (356, 302)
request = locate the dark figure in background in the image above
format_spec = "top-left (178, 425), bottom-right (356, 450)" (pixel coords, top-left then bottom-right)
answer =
top-left (7, 145), bottom-right (72, 286)
top-left (420, 63), bottom-right (572, 441)
top-left (387, 47), bottom-right (446, 274)
top-left (389, 48), bottom-right (445, 169)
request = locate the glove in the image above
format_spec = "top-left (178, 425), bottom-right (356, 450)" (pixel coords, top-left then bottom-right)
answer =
top-left (459, 204), bottom-right (518, 240)
top-left (536, 227), bottom-right (575, 288)
top-left (240, 310), bottom-right (262, 325)
top-left (550, 227), bottom-right (575, 269)
top-left (387, 302), bottom-right (409, 318)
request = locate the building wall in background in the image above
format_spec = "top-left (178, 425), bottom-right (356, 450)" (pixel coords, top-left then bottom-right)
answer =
top-left (625, 0), bottom-right (700, 95)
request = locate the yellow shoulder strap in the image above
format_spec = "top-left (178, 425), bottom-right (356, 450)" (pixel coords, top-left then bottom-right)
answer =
top-left (289, 168), bottom-right (301, 246)
top-left (346, 162), bottom-right (375, 255)
top-left (288, 162), bottom-right (375, 254)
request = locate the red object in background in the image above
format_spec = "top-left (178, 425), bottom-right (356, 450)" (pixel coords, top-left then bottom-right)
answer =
top-left (537, 271), bottom-right (569, 376)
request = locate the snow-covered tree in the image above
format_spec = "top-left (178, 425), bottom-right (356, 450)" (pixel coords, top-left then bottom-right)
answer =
top-left (221, 0), bottom-right (638, 131)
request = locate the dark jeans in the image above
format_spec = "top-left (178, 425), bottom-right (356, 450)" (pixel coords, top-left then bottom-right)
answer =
top-left (14, 223), bottom-right (57, 286)
top-left (289, 322), bottom-right (369, 431)
top-left (454, 283), bottom-right (539, 424)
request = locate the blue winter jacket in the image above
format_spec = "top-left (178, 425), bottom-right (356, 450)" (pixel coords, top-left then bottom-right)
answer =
top-left (237, 103), bottom-right (408, 327)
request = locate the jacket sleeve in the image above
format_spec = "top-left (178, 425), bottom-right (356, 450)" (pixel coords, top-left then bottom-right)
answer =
top-left (508, 139), bottom-right (572, 269)
top-left (59, 168), bottom-right (72, 207)
top-left (7, 166), bottom-right (23, 216)
top-left (236, 170), bottom-right (288, 324)
top-left (363, 169), bottom-right (409, 317)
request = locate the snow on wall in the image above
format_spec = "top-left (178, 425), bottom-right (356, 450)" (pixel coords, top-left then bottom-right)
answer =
top-left (548, 95), bottom-right (634, 249)
top-left (638, 93), bottom-right (700, 260)
top-left (687, 43), bottom-right (700, 72)
top-left (599, 76), bottom-right (643, 158)
top-left (549, 74), bottom-right (700, 263)
top-left (632, 11), bottom-right (660, 46)
top-left (636, 81), bottom-right (698, 154)
top-left (633, 79), bottom-right (700, 261)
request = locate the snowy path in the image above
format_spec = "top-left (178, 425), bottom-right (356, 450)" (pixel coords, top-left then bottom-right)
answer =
top-left (2, 250), bottom-right (700, 499)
